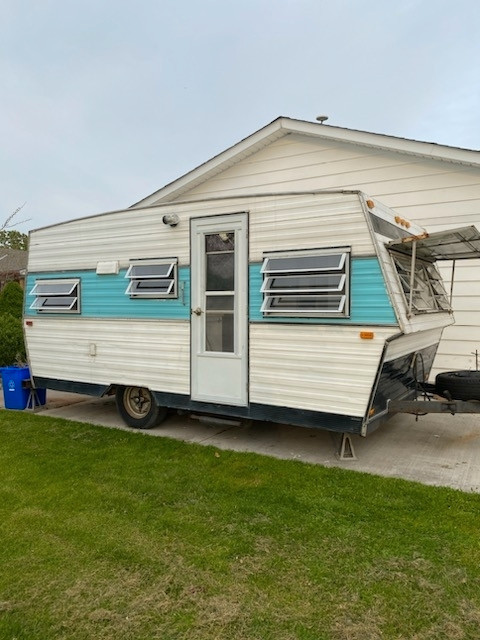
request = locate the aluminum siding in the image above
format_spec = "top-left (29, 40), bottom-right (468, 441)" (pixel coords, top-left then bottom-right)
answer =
top-left (28, 192), bottom-right (376, 273)
top-left (249, 324), bottom-right (397, 417)
top-left (383, 328), bottom-right (445, 362)
top-left (25, 318), bottom-right (190, 394)
top-left (25, 190), bottom-right (396, 415)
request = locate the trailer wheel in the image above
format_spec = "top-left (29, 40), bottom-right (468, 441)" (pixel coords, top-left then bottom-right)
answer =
top-left (435, 371), bottom-right (480, 401)
top-left (116, 386), bottom-right (167, 429)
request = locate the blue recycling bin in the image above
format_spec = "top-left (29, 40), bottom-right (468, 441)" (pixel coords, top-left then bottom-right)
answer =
top-left (1, 366), bottom-right (46, 410)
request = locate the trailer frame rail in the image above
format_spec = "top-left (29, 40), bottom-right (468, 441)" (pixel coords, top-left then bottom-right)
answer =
top-left (389, 396), bottom-right (480, 416)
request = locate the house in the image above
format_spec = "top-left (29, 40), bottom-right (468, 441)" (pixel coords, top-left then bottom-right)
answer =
top-left (132, 117), bottom-right (480, 375)
top-left (0, 247), bottom-right (27, 291)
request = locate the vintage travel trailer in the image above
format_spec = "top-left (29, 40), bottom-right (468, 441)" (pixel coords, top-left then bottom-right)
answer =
top-left (24, 190), bottom-right (480, 435)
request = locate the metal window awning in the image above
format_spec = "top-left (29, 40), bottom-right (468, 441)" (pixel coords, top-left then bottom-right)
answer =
top-left (388, 226), bottom-right (480, 261)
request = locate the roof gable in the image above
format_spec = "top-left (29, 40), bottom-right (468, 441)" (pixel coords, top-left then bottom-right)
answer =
top-left (131, 117), bottom-right (480, 209)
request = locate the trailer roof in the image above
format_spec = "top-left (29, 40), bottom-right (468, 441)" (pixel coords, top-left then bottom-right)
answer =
top-left (388, 226), bottom-right (480, 261)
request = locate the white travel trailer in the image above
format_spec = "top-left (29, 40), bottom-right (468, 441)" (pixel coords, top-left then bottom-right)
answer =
top-left (24, 191), bottom-right (480, 435)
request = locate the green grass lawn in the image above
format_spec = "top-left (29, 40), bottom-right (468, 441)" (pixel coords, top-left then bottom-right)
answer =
top-left (0, 411), bottom-right (479, 640)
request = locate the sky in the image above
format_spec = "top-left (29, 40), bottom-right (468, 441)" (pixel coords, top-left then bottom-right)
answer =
top-left (1, 0), bottom-right (480, 233)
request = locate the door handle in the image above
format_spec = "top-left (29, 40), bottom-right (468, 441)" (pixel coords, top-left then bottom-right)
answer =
top-left (192, 307), bottom-right (203, 316)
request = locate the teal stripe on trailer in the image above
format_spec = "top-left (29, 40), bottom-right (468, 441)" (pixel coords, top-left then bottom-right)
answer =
top-left (25, 258), bottom-right (396, 325)
top-left (249, 257), bottom-right (397, 325)
top-left (25, 268), bottom-right (191, 320)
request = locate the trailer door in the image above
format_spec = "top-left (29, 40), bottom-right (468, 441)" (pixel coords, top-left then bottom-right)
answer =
top-left (190, 213), bottom-right (248, 406)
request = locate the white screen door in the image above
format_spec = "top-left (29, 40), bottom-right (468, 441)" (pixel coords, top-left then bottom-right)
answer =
top-left (191, 213), bottom-right (248, 406)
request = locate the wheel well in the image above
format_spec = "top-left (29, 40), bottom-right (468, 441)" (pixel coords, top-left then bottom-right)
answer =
top-left (102, 385), bottom-right (117, 397)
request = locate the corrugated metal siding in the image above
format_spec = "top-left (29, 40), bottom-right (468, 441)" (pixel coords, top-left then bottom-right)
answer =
top-left (28, 192), bottom-right (375, 274)
top-left (249, 257), bottom-right (397, 325)
top-left (25, 268), bottom-right (191, 320)
top-left (249, 324), bottom-right (396, 417)
top-left (248, 192), bottom-right (374, 260)
top-left (29, 208), bottom-right (177, 271)
top-left (26, 319), bottom-right (190, 393)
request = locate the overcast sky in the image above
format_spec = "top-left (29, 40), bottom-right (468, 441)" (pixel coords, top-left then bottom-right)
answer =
top-left (1, 0), bottom-right (480, 233)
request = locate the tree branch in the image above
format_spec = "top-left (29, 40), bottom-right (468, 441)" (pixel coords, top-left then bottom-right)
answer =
top-left (1, 203), bottom-right (30, 231)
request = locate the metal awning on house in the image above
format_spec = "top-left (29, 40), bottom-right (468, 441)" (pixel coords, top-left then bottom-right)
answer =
top-left (388, 226), bottom-right (480, 261)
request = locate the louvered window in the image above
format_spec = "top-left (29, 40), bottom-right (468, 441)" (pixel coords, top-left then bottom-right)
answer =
top-left (30, 279), bottom-right (80, 313)
top-left (125, 258), bottom-right (177, 298)
top-left (261, 248), bottom-right (350, 317)
top-left (391, 252), bottom-right (450, 313)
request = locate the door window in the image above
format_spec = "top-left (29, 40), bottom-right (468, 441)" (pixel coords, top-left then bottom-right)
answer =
top-left (205, 232), bottom-right (235, 352)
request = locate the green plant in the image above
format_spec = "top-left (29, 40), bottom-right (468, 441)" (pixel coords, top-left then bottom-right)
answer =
top-left (0, 281), bottom-right (24, 319)
top-left (0, 413), bottom-right (480, 640)
top-left (0, 312), bottom-right (26, 366)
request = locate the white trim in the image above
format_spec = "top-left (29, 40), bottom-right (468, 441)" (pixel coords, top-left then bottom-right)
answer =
top-left (125, 258), bottom-right (177, 298)
top-left (279, 118), bottom-right (480, 165)
top-left (261, 273), bottom-right (346, 294)
top-left (29, 278), bottom-right (80, 314)
top-left (30, 297), bottom-right (77, 311)
top-left (190, 213), bottom-right (248, 406)
top-left (261, 294), bottom-right (346, 315)
top-left (261, 247), bottom-right (350, 318)
top-left (30, 280), bottom-right (78, 296)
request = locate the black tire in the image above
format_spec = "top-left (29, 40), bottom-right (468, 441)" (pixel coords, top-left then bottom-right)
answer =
top-left (435, 370), bottom-right (480, 401)
top-left (115, 386), bottom-right (168, 429)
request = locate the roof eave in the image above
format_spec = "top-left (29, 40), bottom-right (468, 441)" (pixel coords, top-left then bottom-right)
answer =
top-left (130, 117), bottom-right (289, 208)
top-left (282, 118), bottom-right (480, 166)
top-left (131, 116), bottom-right (480, 209)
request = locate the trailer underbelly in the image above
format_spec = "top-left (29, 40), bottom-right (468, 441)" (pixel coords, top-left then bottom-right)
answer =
top-left (32, 376), bottom-right (364, 434)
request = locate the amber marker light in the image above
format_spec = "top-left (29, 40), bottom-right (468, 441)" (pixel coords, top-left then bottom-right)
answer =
top-left (366, 199), bottom-right (375, 209)
top-left (360, 331), bottom-right (374, 340)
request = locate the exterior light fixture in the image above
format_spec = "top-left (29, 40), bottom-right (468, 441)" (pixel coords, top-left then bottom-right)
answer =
top-left (162, 213), bottom-right (179, 227)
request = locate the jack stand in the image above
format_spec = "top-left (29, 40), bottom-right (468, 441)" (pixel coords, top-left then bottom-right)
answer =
top-left (337, 433), bottom-right (357, 461)
top-left (26, 388), bottom-right (43, 410)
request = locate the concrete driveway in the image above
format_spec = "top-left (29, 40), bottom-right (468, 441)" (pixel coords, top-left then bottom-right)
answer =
top-left (2, 389), bottom-right (479, 493)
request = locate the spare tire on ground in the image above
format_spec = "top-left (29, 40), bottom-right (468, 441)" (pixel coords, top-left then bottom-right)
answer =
top-left (435, 370), bottom-right (480, 401)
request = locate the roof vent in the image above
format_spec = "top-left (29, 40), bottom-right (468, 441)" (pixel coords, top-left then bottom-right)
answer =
top-left (316, 115), bottom-right (328, 124)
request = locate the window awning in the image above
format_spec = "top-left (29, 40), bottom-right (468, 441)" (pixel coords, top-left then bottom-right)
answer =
top-left (388, 226), bottom-right (480, 261)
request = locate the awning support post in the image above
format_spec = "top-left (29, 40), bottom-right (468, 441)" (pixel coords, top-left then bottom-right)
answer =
top-left (407, 240), bottom-right (417, 318)
top-left (449, 259), bottom-right (456, 308)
